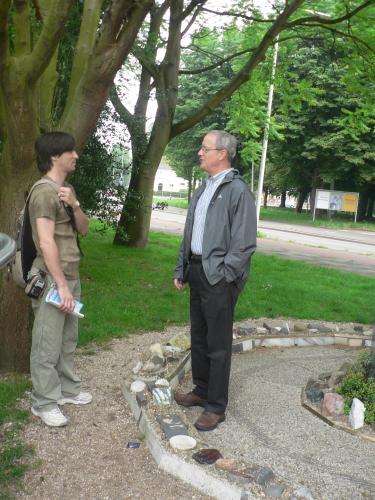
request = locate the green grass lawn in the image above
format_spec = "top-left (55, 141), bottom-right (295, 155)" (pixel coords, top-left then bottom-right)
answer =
top-left (154, 196), bottom-right (375, 231)
top-left (78, 223), bottom-right (374, 347)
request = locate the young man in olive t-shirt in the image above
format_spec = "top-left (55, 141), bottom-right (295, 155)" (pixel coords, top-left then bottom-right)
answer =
top-left (29, 132), bottom-right (92, 427)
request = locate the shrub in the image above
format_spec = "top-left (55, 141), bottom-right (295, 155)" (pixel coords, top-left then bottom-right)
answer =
top-left (337, 351), bottom-right (375, 424)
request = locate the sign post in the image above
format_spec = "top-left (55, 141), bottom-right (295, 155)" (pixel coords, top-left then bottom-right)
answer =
top-left (313, 190), bottom-right (359, 222)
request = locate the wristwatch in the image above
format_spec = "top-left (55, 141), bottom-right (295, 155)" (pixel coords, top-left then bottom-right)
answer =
top-left (73, 200), bottom-right (80, 211)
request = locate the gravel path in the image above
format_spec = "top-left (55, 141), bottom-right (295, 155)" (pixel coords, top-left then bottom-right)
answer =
top-left (19, 328), bottom-right (210, 500)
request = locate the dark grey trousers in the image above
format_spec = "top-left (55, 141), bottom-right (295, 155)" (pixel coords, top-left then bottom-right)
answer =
top-left (189, 259), bottom-right (240, 414)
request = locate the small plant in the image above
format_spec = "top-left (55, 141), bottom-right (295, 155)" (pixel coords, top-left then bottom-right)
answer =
top-left (337, 351), bottom-right (375, 424)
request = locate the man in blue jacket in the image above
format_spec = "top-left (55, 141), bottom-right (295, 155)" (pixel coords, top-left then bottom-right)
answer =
top-left (174, 130), bottom-right (257, 431)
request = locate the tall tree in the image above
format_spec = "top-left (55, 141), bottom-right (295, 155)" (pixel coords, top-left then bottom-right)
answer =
top-left (110, 0), bottom-right (374, 247)
top-left (0, 0), bottom-right (153, 371)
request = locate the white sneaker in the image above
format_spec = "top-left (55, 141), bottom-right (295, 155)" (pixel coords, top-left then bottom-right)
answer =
top-left (57, 391), bottom-right (93, 406)
top-left (31, 406), bottom-right (68, 427)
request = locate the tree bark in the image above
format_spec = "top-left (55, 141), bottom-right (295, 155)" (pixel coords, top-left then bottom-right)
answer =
top-left (0, 0), bottom-right (153, 371)
top-left (263, 186), bottom-right (269, 208)
top-left (357, 187), bottom-right (369, 221)
top-left (113, 0), bottom-right (183, 246)
top-left (296, 189), bottom-right (309, 213)
top-left (0, 95), bottom-right (39, 372)
top-left (279, 191), bottom-right (286, 208)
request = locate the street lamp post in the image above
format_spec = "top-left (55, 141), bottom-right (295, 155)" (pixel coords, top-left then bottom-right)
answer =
top-left (256, 35), bottom-right (279, 222)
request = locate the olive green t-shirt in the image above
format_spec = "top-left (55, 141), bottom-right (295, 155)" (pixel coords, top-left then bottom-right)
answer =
top-left (29, 178), bottom-right (80, 279)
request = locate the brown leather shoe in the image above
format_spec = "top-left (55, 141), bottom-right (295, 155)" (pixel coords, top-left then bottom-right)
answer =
top-left (194, 410), bottom-right (225, 431)
top-left (174, 391), bottom-right (206, 408)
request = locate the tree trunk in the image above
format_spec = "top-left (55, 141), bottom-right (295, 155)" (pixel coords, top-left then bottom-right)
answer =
top-left (113, 153), bottom-right (159, 247)
top-left (0, 140), bottom-right (38, 372)
top-left (309, 168), bottom-right (320, 216)
top-left (366, 193), bottom-right (374, 219)
top-left (296, 189), bottom-right (309, 213)
top-left (279, 191), bottom-right (286, 208)
top-left (263, 186), bottom-right (269, 208)
top-left (357, 187), bottom-right (369, 221)
top-left (187, 169), bottom-right (193, 203)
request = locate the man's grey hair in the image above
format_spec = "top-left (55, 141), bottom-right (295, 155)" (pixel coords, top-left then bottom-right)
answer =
top-left (209, 130), bottom-right (237, 161)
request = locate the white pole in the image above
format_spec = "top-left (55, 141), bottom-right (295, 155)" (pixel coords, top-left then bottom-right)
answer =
top-left (256, 36), bottom-right (279, 222)
top-left (251, 161), bottom-right (254, 192)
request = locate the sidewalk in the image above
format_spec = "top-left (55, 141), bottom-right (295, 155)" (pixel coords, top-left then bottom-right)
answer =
top-left (178, 345), bottom-right (375, 499)
top-left (151, 208), bottom-right (375, 277)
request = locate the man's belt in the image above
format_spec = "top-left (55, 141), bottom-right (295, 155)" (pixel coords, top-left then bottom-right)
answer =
top-left (191, 254), bottom-right (202, 262)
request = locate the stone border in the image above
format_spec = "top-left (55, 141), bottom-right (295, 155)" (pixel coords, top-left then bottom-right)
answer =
top-left (122, 330), bottom-right (374, 500)
top-left (301, 392), bottom-right (375, 444)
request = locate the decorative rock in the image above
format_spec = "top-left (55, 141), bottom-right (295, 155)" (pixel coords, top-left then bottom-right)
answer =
top-left (242, 465), bottom-right (275, 485)
top-left (215, 458), bottom-right (238, 471)
top-left (307, 323), bottom-right (320, 330)
top-left (307, 328), bottom-right (319, 333)
top-left (317, 325), bottom-right (332, 333)
top-left (155, 378), bottom-right (169, 387)
top-left (163, 345), bottom-right (183, 355)
top-left (294, 322), bottom-right (307, 332)
top-left (167, 333), bottom-right (190, 352)
top-left (270, 327), bottom-right (281, 335)
top-left (156, 414), bottom-right (189, 439)
top-left (293, 486), bottom-right (315, 499)
top-left (305, 379), bottom-right (327, 403)
top-left (349, 398), bottom-right (365, 429)
top-left (321, 392), bottom-right (344, 417)
top-left (263, 484), bottom-right (285, 497)
top-left (354, 324), bottom-right (364, 332)
top-left (142, 360), bottom-right (164, 373)
top-left (169, 435), bottom-right (196, 451)
top-left (280, 323), bottom-right (290, 335)
top-left (236, 322), bottom-right (257, 336)
top-left (192, 448), bottom-right (223, 465)
top-left (150, 342), bottom-right (164, 358)
top-left (256, 327), bottom-right (268, 335)
top-left (307, 323), bottom-right (331, 333)
top-left (136, 391), bottom-right (147, 406)
top-left (132, 361), bottom-right (143, 374)
top-left (130, 380), bottom-right (147, 393)
top-left (263, 322), bottom-right (273, 331)
top-left (152, 387), bottom-right (172, 405)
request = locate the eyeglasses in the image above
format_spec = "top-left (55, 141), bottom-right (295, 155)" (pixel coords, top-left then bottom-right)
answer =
top-left (199, 146), bottom-right (224, 153)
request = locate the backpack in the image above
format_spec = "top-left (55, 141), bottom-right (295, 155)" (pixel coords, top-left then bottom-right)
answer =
top-left (11, 179), bottom-right (59, 287)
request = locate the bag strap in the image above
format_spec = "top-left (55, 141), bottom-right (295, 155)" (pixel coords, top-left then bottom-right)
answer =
top-left (25, 178), bottom-right (83, 256)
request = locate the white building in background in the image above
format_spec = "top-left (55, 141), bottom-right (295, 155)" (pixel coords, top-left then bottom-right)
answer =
top-left (154, 158), bottom-right (188, 194)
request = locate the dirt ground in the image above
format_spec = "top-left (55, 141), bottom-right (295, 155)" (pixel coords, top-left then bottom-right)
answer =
top-left (18, 327), bottom-right (211, 500)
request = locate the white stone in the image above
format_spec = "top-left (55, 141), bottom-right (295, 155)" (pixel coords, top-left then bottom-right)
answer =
top-left (169, 435), bottom-right (196, 450)
top-left (132, 361), bottom-right (143, 374)
top-left (256, 327), bottom-right (267, 334)
top-left (155, 378), bottom-right (169, 387)
top-left (130, 380), bottom-right (147, 393)
top-left (152, 387), bottom-right (172, 405)
top-left (150, 343), bottom-right (164, 358)
top-left (348, 398), bottom-right (366, 429)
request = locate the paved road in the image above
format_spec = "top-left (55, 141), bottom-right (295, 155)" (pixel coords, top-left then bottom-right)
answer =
top-left (181, 346), bottom-right (375, 500)
top-left (150, 208), bottom-right (375, 277)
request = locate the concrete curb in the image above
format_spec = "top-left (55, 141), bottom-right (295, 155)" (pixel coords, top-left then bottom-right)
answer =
top-left (122, 330), bottom-right (373, 499)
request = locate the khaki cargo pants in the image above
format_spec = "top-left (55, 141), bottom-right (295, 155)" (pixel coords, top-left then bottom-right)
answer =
top-left (30, 270), bottom-right (81, 411)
